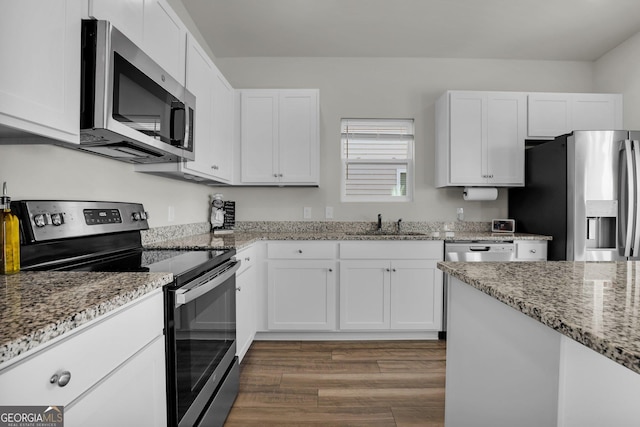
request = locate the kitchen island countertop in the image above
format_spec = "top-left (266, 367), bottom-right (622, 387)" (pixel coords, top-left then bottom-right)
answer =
top-left (0, 271), bottom-right (172, 366)
top-left (438, 260), bottom-right (640, 374)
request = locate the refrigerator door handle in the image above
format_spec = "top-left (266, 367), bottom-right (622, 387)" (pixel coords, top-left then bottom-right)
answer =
top-left (621, 140), bottom-right (635, 258)
top-left (632, 140), bottom-right (640, 257)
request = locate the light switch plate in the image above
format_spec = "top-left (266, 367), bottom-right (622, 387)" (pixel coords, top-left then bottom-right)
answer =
top-left (303, 207), bottom-right (312, 219)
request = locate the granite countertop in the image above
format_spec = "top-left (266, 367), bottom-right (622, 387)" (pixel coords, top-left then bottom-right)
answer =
top-left (145, 230), bottom-right (550, 251)
top-left (0, 271), bottom-right (173, 365)
top-left (438, 261), bottom-right (640, 374)
top-left (0, 227), bottom-right (549, 367)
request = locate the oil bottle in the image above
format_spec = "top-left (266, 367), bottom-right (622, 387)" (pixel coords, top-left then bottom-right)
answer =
top-left (1, 182), bottom-right (20, 274)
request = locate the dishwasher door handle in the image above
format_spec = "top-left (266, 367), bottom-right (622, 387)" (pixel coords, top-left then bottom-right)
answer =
top-left (469, 246), bottom-right (491, 251)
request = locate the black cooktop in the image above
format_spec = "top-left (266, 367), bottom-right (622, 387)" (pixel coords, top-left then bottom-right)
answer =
top-left (27, 248), bottom-right (234, 287)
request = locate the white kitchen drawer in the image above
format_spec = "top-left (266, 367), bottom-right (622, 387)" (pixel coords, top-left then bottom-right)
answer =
top-left (515, 240), bottom-right (548, 261)
top-left (267, 242), bottom-right (337, 259)
top-left (0, 290), bottom-right (164, 405)
top-left (236, 245), bottom-right (256, 275)
top-left (340, 241), bottom-right (443, 260)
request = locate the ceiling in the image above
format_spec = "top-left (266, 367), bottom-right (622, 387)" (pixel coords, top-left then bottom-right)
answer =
top-left (180, 0), bottom-right (640, 61)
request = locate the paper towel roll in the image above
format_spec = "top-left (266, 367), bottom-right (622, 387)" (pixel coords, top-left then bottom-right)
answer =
top-left (463, 187), bottom-right (498, 201)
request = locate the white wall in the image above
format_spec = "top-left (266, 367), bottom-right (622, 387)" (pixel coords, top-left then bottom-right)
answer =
top-left (0, 144), bottom-right (212, 228)
top-left (594, 31), bottom-right (640, 129)
top-left (216, 57), bottom-right (594, 222)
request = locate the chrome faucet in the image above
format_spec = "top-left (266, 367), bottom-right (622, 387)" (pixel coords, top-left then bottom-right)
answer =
top-left (397, 218), bottom-right (402, 233)
top-left (377, 213), bottom-right (382, 232)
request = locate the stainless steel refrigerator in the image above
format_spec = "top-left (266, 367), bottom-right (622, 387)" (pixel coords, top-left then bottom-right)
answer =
top-left (509, 130), bottom-right (640, 261)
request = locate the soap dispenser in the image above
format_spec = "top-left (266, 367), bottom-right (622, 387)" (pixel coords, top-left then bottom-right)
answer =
top-left (1, 182), bottom-right (20, 274)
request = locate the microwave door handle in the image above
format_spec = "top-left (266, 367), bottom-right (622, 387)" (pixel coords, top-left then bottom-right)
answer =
top-left (175, 260), bottom-right (241, 308)
top-left (621, 140), bottom-right (635, 257)
top-left (632, 140), bottom-right (640, 258)
top-left (169, 102), bottom-right (186, 147)
top-left (184, 107), bottom-right (191, 151)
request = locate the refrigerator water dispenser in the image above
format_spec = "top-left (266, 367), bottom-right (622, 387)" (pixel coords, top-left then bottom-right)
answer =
top-left (585, 200), bottom-right (617, 249)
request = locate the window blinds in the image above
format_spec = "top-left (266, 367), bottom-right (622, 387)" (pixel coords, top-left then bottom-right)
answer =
top-left (341, 119), bottom-right (414, 200)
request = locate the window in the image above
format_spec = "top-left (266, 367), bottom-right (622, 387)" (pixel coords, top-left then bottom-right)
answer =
top-left (341, 118), bottom-right (414, 202)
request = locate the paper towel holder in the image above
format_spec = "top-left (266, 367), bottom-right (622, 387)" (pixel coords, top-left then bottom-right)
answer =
top-left (462, 187), bottom-right (498, 201)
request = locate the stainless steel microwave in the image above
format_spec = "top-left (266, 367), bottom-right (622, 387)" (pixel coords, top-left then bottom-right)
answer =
top-left (80, 20), bottom-right (195, 163)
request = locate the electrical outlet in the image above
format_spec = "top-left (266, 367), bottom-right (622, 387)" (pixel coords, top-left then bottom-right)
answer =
top-left (168, 205), bottom-right (175, 222)
top-left (325, 206), bottom-right (334, 219)
top-left (303, 207), bottom-right (312, 219)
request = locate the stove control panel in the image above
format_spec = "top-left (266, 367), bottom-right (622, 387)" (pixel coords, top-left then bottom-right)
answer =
top-left (12, 201), bottom-right (150, 243)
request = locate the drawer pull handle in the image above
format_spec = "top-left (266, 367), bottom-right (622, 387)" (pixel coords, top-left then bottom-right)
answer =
top-left (50, 371), bottom-right (71, 387)
top-left (298, 250), bottom-right (303, 254)
top-left (530, 249), bottom-right (537, 253)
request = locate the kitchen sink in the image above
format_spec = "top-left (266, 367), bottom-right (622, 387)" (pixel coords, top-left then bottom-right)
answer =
top-left (345, 231), bottom-right (426, 236)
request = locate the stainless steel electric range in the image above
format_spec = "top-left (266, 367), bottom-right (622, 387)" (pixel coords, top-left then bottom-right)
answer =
top-left (13, 200), bottom-right (240, 427)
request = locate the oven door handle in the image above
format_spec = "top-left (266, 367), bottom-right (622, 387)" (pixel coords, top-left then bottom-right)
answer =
top-left (175, 259), bottom-right (241, 308)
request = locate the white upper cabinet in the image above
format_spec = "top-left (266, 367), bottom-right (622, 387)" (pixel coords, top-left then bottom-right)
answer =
top-left (0, 0), bottom-right (81, 144)
top-left (88, 0), bottom-right (186, 85)
top-left (88, 0), bottom-right (144, 45)
top-left (180, 35), bottom-right (233, 183)
top-left (435, 91), bottom-right (526, 187)
top-left (182, 36), bottom-right (217, 179)
top-left (209, 67), bottom-right (235, 182)
top-left (239, 89), bottom-right (319, 185)
top-left (134, 33), bottom-right (235, 183)
top-left (527, 93), bottom-right (622, 138)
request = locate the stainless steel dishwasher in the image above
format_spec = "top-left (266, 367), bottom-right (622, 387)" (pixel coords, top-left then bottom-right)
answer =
top-left (441, 241), bottom-right (516, 337)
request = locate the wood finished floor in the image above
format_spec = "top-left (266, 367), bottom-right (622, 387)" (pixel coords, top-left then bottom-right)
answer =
top-left (224, 340), bottom-right (446, 426)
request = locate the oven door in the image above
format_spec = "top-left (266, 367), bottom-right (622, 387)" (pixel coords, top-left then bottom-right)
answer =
top-left (165, 258), bottom-right (240, 427)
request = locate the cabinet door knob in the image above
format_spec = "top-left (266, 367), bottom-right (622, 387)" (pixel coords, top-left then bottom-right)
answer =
top-left (392, 268), bottom-right (397, 272)
top-left (245, 257), bottom-right (251, 262)
top-left (50, 371), bottom-right (71, 387)
top-left (236, 286), bottom-right (242, 292)
top-left (386, 268), bottom-right (390, 272)
top-left (328, 268), bottom-right (333, 272)
top-left (273, 174), bottom-right (278, 178)
top-left (298, 249), bottom-right (303, 253)
top-left (530, 249), bottom-right (537, 253)
top-left (278, 173), bottom-right (283, 177)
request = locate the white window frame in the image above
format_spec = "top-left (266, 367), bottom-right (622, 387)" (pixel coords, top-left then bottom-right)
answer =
top-left (341, 118), bottom-right (415, 203)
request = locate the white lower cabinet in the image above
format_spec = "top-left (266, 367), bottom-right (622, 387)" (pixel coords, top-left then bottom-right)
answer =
top-left (236, 245), bottom-right (257, 362)
top-left (0, 290), bottom-right (166, 427)
top-left (266, 242), bottom-right (337, 330)
top-left (65, 336), bottom-right (166, 427)
top-left (339, 242), bottom-right (443, 331)
top-left (514, 240), bottom-right (548, 261)
top-left (340, 259), bottom-right (442, 330)
top-left (263, 241), bottom-right (443, 334)
top-left (268, 260), bottom-right (337, 330)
